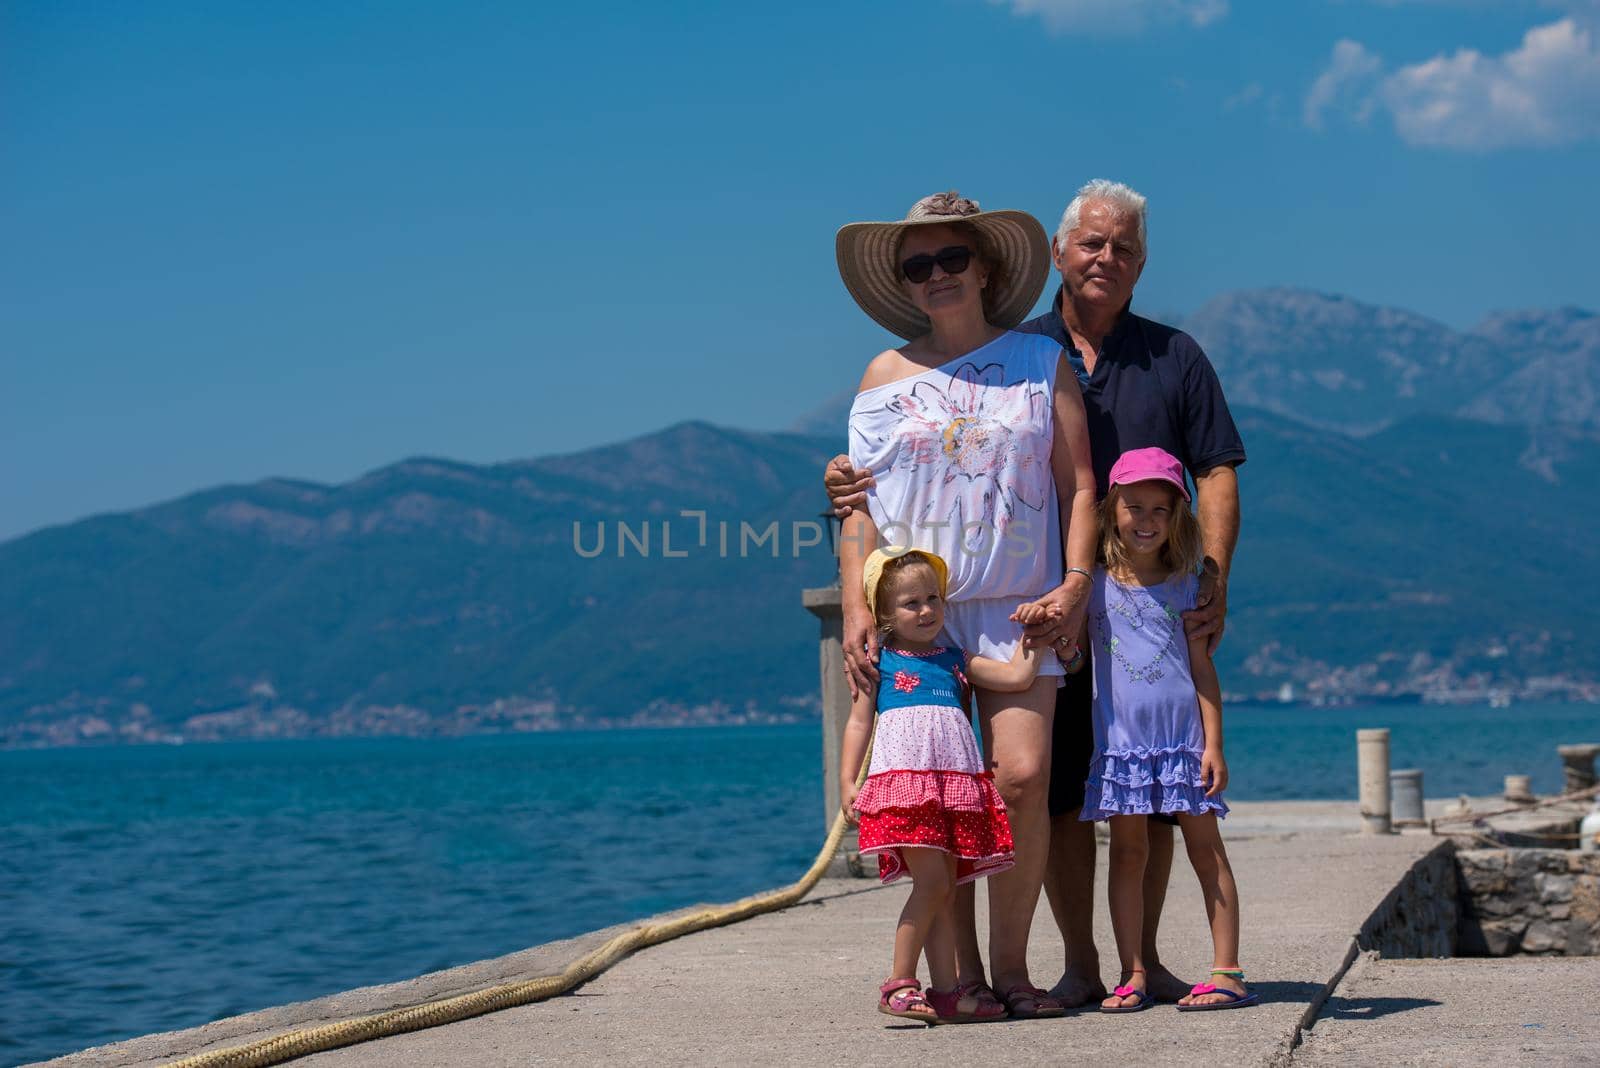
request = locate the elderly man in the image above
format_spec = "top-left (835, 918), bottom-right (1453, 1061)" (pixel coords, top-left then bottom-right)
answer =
top-left (1015, 178), bottom-right (1244, 1007)
top-left (824, 179), bottom-right (1245, 1010)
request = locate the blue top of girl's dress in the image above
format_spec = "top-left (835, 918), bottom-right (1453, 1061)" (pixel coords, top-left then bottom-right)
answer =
top-left (875, 646), bottom-right (968, 714)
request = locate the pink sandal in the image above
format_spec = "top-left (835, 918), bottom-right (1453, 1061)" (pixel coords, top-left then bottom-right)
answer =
top-left (878, 977), bottom-right (937, 1024)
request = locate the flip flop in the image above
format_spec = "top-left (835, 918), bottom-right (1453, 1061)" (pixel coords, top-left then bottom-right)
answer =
top-left (1176, 982), bottom-right (1261, 1012)
top-left (1099, 983), bottom-right (1153, 1014)
top-left (1000, 983), bottom-right (1067, 1019)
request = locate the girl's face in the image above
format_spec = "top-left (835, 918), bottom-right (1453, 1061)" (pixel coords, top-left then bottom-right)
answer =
top-left (1112, 481), bottom-right (1176, 560)
top-left (882, 565), bottom-right (945, 645)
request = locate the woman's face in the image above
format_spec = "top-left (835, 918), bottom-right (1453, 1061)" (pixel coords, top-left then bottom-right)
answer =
top-left (899, 224), bottom-right (988, 323)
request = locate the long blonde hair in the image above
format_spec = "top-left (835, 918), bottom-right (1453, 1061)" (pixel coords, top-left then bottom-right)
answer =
top-left (1098, 482), bottom-right (1202, 577)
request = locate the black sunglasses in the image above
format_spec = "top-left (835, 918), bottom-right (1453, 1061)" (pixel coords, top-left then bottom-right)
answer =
top-left (900, 245), bottom-right (973, 284)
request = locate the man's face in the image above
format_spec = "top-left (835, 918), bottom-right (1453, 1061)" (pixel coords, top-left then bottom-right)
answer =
top-left (1052, 199), bottom-right (1145, 312)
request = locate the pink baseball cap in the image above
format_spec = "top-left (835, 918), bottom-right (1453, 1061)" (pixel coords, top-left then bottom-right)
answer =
top-left (1107, 446), bottom-right (1190, 501)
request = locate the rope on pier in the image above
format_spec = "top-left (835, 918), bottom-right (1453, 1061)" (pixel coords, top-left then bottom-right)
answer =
top-left (165, 734), bottom-right (874, 1068)
top-left (1428, 782), bottom-right (1600, 830)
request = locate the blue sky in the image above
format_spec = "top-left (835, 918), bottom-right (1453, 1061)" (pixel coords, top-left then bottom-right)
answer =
top-left (4, 0), bottom-right (1599, 541)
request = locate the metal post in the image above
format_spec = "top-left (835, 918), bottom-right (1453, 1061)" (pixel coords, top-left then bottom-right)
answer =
top-left (1357, 728), bottom-right (1392, 834)
top-left (803, 585), bottom-right (868, 876)
top-left (1504, 774), bottom-right (1534, 803)
top-left (1390, 769), bottom-right (1424, 827)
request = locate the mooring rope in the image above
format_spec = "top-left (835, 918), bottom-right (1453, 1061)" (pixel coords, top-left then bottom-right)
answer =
top-left (1429, 782), bottom-right (1600, 831)
top-left (165, 735), bottom-right (874, 1068)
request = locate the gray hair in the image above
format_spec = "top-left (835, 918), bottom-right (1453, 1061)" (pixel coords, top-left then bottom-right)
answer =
top-left (1055, 179), bottom-right (1148, 256)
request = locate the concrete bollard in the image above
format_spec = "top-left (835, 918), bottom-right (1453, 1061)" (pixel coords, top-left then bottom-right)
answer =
top-left (1504, 774), bottom-right (1535, 804)
top-left (1390, 769), bottom-right (1425, 827)
top-left (1557, 743), bottom-right (1600, 795)
top-left (1357, 728), bottom-right (1392, 834)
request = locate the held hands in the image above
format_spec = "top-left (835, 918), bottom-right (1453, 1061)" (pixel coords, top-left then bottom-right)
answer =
top-left (1200, 746), bottom-right (1229, 797)
top-left (824, 455), bottom-right (874, 519)
top-left (1013, 581), bottom-right (1087, 654)
top-left (1011, 598), bottom-right (1059, 626)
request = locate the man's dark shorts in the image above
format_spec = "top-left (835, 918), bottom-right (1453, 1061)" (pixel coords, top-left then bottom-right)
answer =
top-left (1050, 647), bottom-right (1179, 826)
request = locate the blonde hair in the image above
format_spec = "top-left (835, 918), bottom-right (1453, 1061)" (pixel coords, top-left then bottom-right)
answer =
top-left (1098, 482), bottom-right (1202, 577)
top-left (873, 555), bottom-right (940, 638)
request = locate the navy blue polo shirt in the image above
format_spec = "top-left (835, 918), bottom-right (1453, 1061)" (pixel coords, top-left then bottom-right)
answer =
top-left (1016, 287), bottom-right (1246, 496)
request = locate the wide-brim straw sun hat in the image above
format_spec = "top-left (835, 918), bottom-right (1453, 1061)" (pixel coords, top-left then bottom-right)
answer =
top-left (836, 190), bottom-right (1050, 341)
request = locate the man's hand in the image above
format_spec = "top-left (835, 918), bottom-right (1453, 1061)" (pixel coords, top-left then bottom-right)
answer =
top-left (842, 601), bottom-right (881, 698)
top-left (824, 455), bottom-right (874, 519)
top-left (1183, 562), bottom-right (1227, 658)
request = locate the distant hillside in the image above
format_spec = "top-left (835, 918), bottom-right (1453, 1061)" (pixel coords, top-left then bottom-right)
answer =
top-left (796, 290), bottom-right (1599, 440)
top-left (0, 424), bottom-right (840, 745)
top-left (1187, 289), bottom-right (1598, 435)
top-left (3, 410), bottom-right (1598, 747)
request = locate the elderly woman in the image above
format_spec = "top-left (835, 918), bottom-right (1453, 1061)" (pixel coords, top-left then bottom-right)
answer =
top-left (834, 191), bottom-right (1098, 1018)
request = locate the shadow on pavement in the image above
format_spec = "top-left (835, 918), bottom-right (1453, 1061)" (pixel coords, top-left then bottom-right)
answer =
top-left (1246, 979), bottom-right (1326, 1004)
top-left (1319, 995), bottom-right (1442, 1021)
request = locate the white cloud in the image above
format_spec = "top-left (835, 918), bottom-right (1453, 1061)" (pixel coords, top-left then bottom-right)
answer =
top-left (1223, 82), bottom-right (1265, 111)
top-left (1304, 40), bottom-right (1384, 129)
top-left (993, 0), bottom-right (1228, 33)
top-left (1303, 17), bottom-right (1600, 148)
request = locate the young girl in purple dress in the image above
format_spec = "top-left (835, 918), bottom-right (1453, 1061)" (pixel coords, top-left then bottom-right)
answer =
top-left (1080, 447), bottom-right (1259, 1013)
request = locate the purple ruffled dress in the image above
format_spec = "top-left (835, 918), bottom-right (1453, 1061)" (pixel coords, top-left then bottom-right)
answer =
top-left (1079, 567), bottom-right (1229, 820)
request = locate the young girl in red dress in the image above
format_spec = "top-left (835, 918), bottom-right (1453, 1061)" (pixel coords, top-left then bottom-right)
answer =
top-left (839, 547), bottom-right (1060, 1024)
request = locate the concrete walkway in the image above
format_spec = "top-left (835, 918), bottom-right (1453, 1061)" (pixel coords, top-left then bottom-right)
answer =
top-left (1295, 954), bottom-right (1600, 1066)
top-left (43, 802), bottom-right (1465, 1068)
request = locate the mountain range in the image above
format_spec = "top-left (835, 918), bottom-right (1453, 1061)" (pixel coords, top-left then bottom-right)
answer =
top-left (4, 288), bottom-right (1596, 747)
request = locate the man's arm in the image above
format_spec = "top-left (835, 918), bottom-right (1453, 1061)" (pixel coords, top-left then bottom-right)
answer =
top-left (1185, 462), bottom-right (1239, 657)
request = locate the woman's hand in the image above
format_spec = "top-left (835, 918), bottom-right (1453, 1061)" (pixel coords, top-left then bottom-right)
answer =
top-left (840, 779), bottom-right (860, 825)
top-left (1013, 579), bottom-right (1088, 652)
top-left (824, 455), bottom-right (875, 520)
top-left (842, 601), bottom-right (881, 698)
top-left (1200, 746), bottom-right (1229, 797)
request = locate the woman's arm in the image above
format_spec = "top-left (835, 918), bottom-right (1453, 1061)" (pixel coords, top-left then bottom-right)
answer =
top-left (838, 687), bottom-right (876, 823)
top-left (1018, 354), bottom-right (1098, 648)
top-left (837, 352), bottom-right (901, 697)
top-left (839, 492), bottom-right (881, 699)
top-left (1189, 628), bottom-right (1229, 796)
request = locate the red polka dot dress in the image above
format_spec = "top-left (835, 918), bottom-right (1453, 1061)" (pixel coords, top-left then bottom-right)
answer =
top-left (854, 646), bottom-right (1014, 885)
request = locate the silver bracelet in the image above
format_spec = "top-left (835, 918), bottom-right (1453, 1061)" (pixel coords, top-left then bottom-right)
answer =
top-left (1065, 566), bottom-right (1092, 583)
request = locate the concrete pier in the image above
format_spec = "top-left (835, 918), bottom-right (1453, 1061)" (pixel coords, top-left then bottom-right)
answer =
top-left (39, 799), bottom-right (1600, 1068)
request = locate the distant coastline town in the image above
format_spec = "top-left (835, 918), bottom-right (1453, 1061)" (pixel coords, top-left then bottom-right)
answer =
top-left (8, 654), bottom-right (1596, 749)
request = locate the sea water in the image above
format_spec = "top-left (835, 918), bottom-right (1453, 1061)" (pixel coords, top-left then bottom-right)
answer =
top-left (2, 701), bottom-right (1595, 1064)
